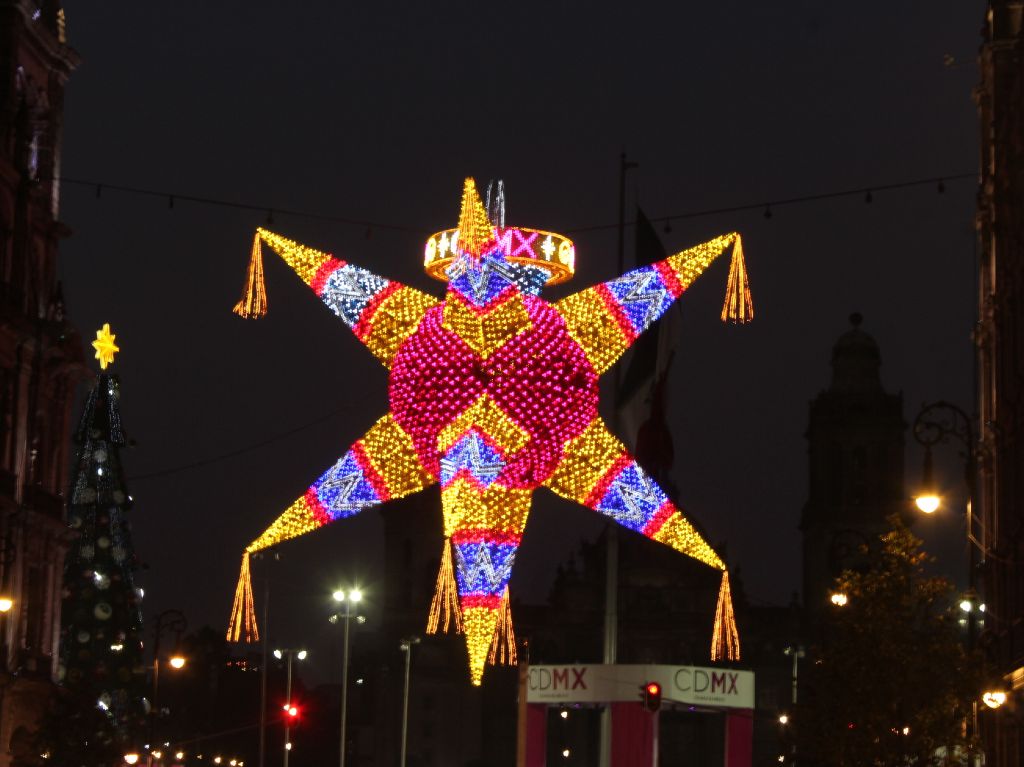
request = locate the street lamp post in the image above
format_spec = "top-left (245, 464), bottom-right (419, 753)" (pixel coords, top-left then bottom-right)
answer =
top-left (912, 400), bottom-right (983, 753)
top-left (912, 401), bottom-right (981, 647)
top-left (273, 648), bottom-right (307, 767)
top-left (149, 610), bottom-right (187, 767)
top-left (332, 588), bottom-right (362, 767)
top-left (253, 550), bottom-right (279, 767)
top-left (0, 596), bottom-right (12, 668)
top-left (399, 636), bottom-right (421, 767)
top-left (782, 645), bottom-right (804, 767)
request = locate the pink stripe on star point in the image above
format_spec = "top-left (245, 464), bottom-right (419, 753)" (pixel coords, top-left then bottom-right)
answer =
top-left (642, 499), bottom-right (677, 538)
top-left (311, 258), bottom-right (345, 296)
top-left (451, 529), bottom-right (522, 547)
top-left (462, 594), bottom-right (502, 610)
top-left (595, 284), bottom-right (638, 343)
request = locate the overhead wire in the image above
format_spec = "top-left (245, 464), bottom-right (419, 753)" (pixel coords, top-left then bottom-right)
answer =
top-left (126, 400), bottom-right (375, 483)
top-left (56, 171), bottom-right (976, 239)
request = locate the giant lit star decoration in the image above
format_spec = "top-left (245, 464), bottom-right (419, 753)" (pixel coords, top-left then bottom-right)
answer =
top-left (91, 323), bottom-right (120, 370)
top-left (227, 179), bottom-right (753, 685)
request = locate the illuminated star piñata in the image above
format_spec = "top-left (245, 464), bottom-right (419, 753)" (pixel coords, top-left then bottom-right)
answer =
top-left (227, 179), bottom-right (753, 685)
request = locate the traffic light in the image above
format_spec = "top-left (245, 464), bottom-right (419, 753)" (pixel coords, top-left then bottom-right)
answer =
top-left (640, 682), bottom-right (661, 712)
top-left (283, 703), bottom-right (300, 725)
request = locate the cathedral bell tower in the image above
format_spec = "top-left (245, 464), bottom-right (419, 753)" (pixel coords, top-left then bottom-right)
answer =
top-left (801, 314), bottom-right (909, 617)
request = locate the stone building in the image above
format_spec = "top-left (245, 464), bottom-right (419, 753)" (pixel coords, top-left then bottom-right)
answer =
top-left (0, 0), bottom-right (85, 762)
top-left (976, 2), bottom-right (1024, 762)
top-left (800, 313), bottom-right (909, 621)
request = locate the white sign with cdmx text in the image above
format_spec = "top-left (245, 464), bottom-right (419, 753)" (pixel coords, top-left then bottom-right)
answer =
top-left (526, 664), bottom-right (754, 710)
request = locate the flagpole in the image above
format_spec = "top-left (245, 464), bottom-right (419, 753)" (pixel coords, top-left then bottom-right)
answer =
top-left (600, 150), bottom-right (637, 767)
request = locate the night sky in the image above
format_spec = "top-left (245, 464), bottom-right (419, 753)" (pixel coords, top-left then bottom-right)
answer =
top-left (56, 1), bottom-right (982, 682)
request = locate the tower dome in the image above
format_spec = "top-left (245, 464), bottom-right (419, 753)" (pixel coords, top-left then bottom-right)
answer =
top-left (830, 312), bottom-right (882, 392)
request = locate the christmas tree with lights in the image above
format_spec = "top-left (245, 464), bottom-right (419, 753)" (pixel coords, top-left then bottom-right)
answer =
top-left (43, 325), bottom-right (148, 763)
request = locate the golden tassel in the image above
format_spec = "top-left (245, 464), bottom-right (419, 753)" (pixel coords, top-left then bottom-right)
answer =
top-left (711, 570), bottom-right (741, 661)
top-left (487, 586), bottom-right (517, 666)
top-left (232, 231), bottom-right (268, 319)
top-left (226, 552), bottom-right (260, 643)
top-left (427, 539), bottom-right (464, 634)
top-left (720, 234), bottom-right (754, 324)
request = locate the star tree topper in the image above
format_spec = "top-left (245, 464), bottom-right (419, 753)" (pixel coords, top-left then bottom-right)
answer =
top-left (228, 179), bottom-right (751, 684)
top-left (91, 323), bottom-right (120, 370)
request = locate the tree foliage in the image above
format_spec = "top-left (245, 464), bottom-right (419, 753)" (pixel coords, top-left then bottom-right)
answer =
top-left (796, 516), bottom-right (981, 766)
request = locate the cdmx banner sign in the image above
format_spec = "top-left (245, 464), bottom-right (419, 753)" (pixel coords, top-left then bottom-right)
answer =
top-left (526, 664), bottom-right (755, 710)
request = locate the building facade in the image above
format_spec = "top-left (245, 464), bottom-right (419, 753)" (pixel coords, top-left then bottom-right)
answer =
top-left (976, 2), bottom-right (1024, 762)
top-left (0, 1), bottom-right (84, 762)
top-left (800, 313), bottom-right (908, 620)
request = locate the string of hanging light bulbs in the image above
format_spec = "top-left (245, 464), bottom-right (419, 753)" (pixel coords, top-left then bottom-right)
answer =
top-left (53, 171), bottom-right (975, 238)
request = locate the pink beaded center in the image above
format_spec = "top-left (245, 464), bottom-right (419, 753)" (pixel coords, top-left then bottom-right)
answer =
top-left (388, 294), bottom-right (600, 488)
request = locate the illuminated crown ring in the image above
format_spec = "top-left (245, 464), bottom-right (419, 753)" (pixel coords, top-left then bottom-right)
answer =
top-left (423, 226), bottom-right (576, 285)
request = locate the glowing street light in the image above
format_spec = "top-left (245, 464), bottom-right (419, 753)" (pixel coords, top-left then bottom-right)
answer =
top-left (830, 592), bottom-right (848, 607)
top-left (913, 441), bottom-right (941, 514)
top-left (0, 597), bottom-right (13, 612)
top-left (982, 690), bottom-right (1007, 709)
top-left (149, 610), bottom-right (187, 767)
top-left (333, 587), bottom-right (363, 767)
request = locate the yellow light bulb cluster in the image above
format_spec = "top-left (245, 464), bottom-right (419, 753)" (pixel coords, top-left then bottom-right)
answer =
top-left (359, 414), bottom-right (432, 498)
top-left (665, 233), bottom-right (738, 292)
top-left (361, 287), bottom-right (440, 366)
top-left (441, 479), bottom-right (531, 539)
top-left (256, 227), bottom-right (333, 286)
top-left (650, 514), bottom-right (725, 570)
top-left (245, 494), bottom-right (321, 555)
top-left (455, 178), bottom-right (495, 258)
top-left (545, 417), bottom-right (628, 503)
top-left (463, 606), bottom-right (501, 685)
top-left (441, 293), bottom-right (532, 358)
top-left (437, 394), bottom-right (530, 456)
top-left (551, 290), bottom-right (632, 375)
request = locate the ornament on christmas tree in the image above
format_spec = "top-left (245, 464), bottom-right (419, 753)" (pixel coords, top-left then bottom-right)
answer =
top-left (228, 179), bottom-right (751, 684)
top-left (91, 323), bottom-right (120, 370)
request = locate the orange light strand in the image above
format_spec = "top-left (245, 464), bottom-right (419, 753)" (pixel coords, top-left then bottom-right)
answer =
top-left (710, 570), bottom-right (741, 661)
top-left (487, 586), bottom-right (518, 667)
top-left (427, 539), bottom-right (464, 635)
top-left (720, 234), bottom-right (754, 324)
top-left (233, 232), bottom-right (268, 319)
top-left (226, 552), bottom-right (260, 643)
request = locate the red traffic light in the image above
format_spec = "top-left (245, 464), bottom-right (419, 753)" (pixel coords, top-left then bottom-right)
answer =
top-left (283, 703), bottom-right (299, 719)
top-left (640, 682), bottom-right (662, 712)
